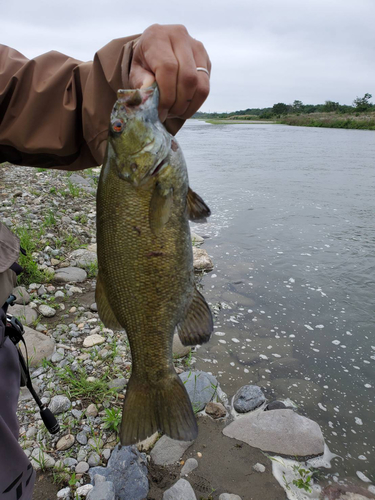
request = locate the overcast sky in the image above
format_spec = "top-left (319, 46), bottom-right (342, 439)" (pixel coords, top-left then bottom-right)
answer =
top-left (2, 0), bottom-right (374, 112)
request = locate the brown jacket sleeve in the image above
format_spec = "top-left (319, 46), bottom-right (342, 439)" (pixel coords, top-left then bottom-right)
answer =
top-left (0, 36), bottom-right (139, 170)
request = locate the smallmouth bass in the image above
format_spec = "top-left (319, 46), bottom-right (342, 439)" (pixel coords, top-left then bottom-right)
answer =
top-left (96, 85), bottom-right (213, 445)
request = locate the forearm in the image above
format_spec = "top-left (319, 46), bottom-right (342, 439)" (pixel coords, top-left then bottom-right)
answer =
top-left (0, 36), bottom-right (139, 170)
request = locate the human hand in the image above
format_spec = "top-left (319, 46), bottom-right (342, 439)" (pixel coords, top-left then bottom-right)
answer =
top-left (128, 24), bottom-right (211, 123)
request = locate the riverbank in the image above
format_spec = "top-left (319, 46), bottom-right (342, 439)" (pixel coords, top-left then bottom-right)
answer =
top-left (204, 119), bottom-right (275, 125)
top-left (201, 113), bottom-right (375, 130)
top-left (1, 164), bottom-right (374, 500)
top-left (278, 112), bottom-right (375, 130)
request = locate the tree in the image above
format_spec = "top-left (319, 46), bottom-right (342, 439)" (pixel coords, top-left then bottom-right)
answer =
top-left (353, 93), bottom-right (372, 112)
top-left (292, 100), bottom-right (304, 113)
top-left (323, 100), bottom-right (339, 112)
top-left (272, 103), bottom-right (288, 116)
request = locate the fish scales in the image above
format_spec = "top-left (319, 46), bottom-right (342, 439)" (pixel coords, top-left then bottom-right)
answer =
top-left (96, 84), bottom-right (213, 445)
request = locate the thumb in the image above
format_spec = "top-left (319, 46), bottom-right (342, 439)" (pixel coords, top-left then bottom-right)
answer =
top-left (129, 65), bottom-right (155, 89)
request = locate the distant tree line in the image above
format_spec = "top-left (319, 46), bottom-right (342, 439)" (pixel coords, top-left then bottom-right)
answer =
top-left (194, 93), bottom-right (374, 119)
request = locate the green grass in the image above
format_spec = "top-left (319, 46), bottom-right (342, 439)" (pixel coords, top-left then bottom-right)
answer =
top-left (56, 366), bottom-right (116, 403)
top-left (102, 407), bottom-right (122, 433)
top-left (67, 180), bottom-right (81, 197)
top-left (15, 224), bottom-right (51, 286)
top-left (279, 112), bottom-right (375, 130)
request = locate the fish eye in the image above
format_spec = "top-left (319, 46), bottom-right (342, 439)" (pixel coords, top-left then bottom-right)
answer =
top-left (112, 119), bottom-right (124, 133)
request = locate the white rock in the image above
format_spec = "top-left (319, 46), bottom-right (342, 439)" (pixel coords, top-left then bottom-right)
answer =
top-left (57, 487), bottom-right (71, 498)
top-left (83, 334), bottom-right (105, 347)
top-left (253, 463), bottom-right (266, 473)
top-left (76, 484), bottom-right (93, 497)
top-left (219, 495), bottom-right (242, 500)
top-left (38, 304), bottom-right (56, 317)
top-left (193, 247), bottom-right (213, 271)
top-left (181, 458), bottom-right (198, 476)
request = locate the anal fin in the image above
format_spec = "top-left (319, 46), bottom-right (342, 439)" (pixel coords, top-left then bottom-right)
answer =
top-left (177, 287), bottom-right (213, 346)
top-left (95, 272), bottom-right (123, 330)
top-left (187, 187), bottom-right (211, 222)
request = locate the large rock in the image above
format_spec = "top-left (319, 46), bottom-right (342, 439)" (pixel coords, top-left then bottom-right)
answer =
top-left (150, 435), bottom-right (193, 465)
top-left (12, 286), bottom-right (30, 305)
top-left (69, 249), bottom-right (97, 268)
top-left (223, 409), bottom-right (324, 457)
top-left (233, 385), bottom-right (266, 413)
top-left (193, 247), bottom-right (213, 271)
top-left (54, 267), bottom-right (87, 283)
top-left (19, 326), bottom-right (56, 367)
top-left (8, 304), bottom-right (37, 326)
top-left (87, 482), bottom-right (115, 500)
top-left (89, 445), bottom-right (148, 500)
top-left (163, 479), bottom-right (196, 500)
top-left (179, 370), bottom-right (218, 412)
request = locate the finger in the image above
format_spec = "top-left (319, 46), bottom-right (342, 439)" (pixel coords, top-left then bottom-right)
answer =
top-left (167, 39), bottom-right (198, 118)
top-left (142, 39), bottom-right (179, 122)
top-left (177, 50), bottom-right (210, 120)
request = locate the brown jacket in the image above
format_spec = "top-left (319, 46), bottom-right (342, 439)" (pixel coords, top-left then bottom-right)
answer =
top-left (0, 36), bottom-right (183, 299)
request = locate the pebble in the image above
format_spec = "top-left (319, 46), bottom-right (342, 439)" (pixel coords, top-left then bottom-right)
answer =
top-left (13, 286), bottom-right (30, 305)
top-left (55, 267), bottom-right (87, 283)
top-left (179, 370), bottom-right (218, 412)
top-left (83, 334), bottom-right (105, 347)
top-left (76, 431), bottom-right (88, 445)
top-left (181, 458), bottom-right (199, 476)
top-left (55, 290), bottom-right (65, 298)
top-left (90, 302), bottom-right (98, 312)
top-left (108, 378), bottom-right (127, 391)
top-left (64, 458), bottom-right (78, 467)
top-left (86, 403), bottom-right (98, 417)
top-left (163, 478), bottom-right (197, 500)
top-left (38, 304), bottom-right (56, 317)
top-left (219, 495), bottom-right (242, 500)
top-left (88, 452), bottom-right (101, 467)
top-left (253, 463), bottom-right (266, 473)
top-left (205, 401), bottom-right (227, 419)
top-left (49, 395), bottom-right (72, 414)
top-left (233, 385), bottom-right (266, 413)
top-left (75, 461), bottom-right (90, 474)
top-left (56, 434), bottom-right (75, 451)
top-left (76, 484), bottom-right (94, 497)
top-left (56, 487), bottom-right (71, 499)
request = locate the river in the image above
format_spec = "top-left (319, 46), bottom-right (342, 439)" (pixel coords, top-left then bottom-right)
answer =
top-left (178, 120), bottom-right (375, 481)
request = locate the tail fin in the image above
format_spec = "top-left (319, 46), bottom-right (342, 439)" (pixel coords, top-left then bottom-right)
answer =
top-left (120, 370), bottom-right (198, 446)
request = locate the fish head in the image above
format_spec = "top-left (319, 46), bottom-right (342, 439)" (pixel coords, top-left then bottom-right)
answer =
top-left (108, 85), bottom-right (171, 186)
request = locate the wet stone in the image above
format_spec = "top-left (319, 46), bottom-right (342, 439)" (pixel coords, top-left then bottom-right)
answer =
top-left (89, 445), bottom-right (148, 500)
top-left (181, 458), bottom-right (199, 476)
top-left (265, 401), bottom-right (287, 411)
top-left (150, 435), bottom-right (193, 466)
top-left (233, 385), bottom-right (266, 413)
top-left (205, 401), bottom-right (227, 419)
top-left (179, 370), bottom-right (218, 412)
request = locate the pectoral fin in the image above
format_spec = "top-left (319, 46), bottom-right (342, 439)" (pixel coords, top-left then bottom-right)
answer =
top-left (177, 287), bottom-right (213, 346)
top-left (95, 273), bottom-right (123, 330)
top-left (187, 187), bottom-right (211, 222)
top-left (149, 184), bottom-right (173, 236)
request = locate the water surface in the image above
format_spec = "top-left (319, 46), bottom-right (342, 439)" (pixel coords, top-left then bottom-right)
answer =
top-left (178, 120), bottom-right (375, 481)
